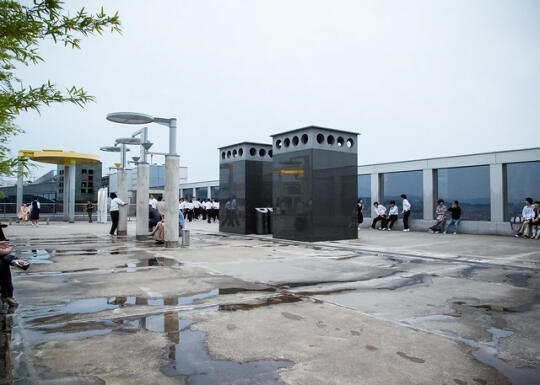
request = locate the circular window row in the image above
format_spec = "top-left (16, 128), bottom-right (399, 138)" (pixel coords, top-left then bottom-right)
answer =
top-left (221, 147), bottom-right (272, 160)
top-left (275, 133), bottom-right (354, 149)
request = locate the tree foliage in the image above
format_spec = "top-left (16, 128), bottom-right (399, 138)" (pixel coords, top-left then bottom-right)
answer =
top-left (0, 0), bottom-right (121, 175)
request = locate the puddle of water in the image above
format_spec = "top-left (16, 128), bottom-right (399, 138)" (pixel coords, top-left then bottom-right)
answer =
top-left (375, 274), bottom-right (430, 290)
top-left (16, 249), bottom-right (54, 264)
top-left (473, 348), bottom-right (540, 385)
top-left (219, 293), bottom-right (302, 311)
top-left (505, 272), bottom-right (534, 288)
top-left (116, 312), bottom-right (293, 384)
top-left (486, 327), bottom-right (513, 346)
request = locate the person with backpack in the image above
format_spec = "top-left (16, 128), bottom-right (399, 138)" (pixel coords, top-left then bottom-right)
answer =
top-left (29, 197), bottom-right (40, 226)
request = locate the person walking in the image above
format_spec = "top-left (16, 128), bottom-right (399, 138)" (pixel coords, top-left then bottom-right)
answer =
top-left (29, 197), bottom-right (40, 226)
top-left (371, 202), bottom-right (387, 230)
top-left (386, 201), bottom-right (399, 230)
top-left (109, 192), bottom-right (127, 236)
top-left (357, 199), bottom-right (364, 229)
top-left (443, 200), bottom-right (461, 234)
top-left (516, 197), bottom-right (535, 238)
top-left (86, 200), bottom-right (94, 223)
top-left (401, 194), bottom-right (411, 232)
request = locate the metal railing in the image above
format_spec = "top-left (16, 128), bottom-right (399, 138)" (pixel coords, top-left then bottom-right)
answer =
top-left (0, 203), bottom-right (138, 220)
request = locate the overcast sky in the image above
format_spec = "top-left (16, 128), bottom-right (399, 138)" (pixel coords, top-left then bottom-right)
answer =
top-left (11, 0), bottom-right (540, 182)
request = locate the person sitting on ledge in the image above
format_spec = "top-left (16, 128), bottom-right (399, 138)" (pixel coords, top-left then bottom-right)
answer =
top-left (386, 201), bottom-right (399, 231)
top-left (428, 199), bottom-right (447, 233)
top-left (0, 240), bottom-right (30, 306)
top-left (371, 202), bottom-right (387, 230)
top-left (516, 197), bottom-right (535, 238)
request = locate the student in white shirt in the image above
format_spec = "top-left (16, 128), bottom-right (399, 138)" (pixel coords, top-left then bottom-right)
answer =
top-left (109, 192), bottom-right (127, 235)
top-left (371, 202), bottom-right (387, 230)
top-left (400, 194), bottom-right (411, 232)
top-left (386, 201), bottom-right (399, 230)
top-left (186, 199), bottom-right (194, 222)
top-left (205, 200), bottom-right (213, 223)
top-left (193, 199), bottom-right (201, 220)
top-left (149, 194), bottom-right (158, 209)
top-left (516, 197), bottom-right (535, 238)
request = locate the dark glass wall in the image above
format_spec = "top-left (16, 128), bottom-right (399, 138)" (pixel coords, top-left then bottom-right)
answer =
top-left (357, 174), bottom-right (371, 217)
top-left (437, 166), bottom-right (490, 220)
top-left (181, 188), bottom-right (194, 200)
top-left (506, 161), bottom-right (540, 218)
top-left (196, 187), bottom-right (208, 199)
top-left (383, 170), bottom-right (423, 218)
top-left (273, 149), bottom-right (357, 242)
top-left (210, 186), bottom-right (220, 200)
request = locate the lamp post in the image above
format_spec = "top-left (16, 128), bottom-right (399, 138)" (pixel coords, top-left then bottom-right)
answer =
top-left (100, 144), bottom-right (130, 235)
top-left (106, 112), bottom-right (179, 248)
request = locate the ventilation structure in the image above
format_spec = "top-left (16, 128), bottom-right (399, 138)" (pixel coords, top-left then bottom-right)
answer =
top-left (218, 142), bottom-right (272, 234)
top-left (271, 126), bottom-right (359, 242)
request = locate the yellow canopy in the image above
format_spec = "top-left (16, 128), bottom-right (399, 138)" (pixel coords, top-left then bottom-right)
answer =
top-left (18, 149), bottom-right (100, 166)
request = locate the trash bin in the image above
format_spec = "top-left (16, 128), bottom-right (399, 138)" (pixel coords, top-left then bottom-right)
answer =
top-left (255, 208), bottom-right (268, 234)
top-left (267, 207), bottom-right (273, 234)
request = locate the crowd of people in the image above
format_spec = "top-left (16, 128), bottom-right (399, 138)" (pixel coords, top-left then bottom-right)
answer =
top-left (146, 194), bottom-right (219, 243)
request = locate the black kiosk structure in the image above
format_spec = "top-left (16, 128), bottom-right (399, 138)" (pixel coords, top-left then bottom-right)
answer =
top-left (271, 126), bottom-right (359, 242)
top-left (218, 142), bottom-right (273, 234)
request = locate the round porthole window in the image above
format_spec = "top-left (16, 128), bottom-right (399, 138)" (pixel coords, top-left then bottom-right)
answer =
top-left (233, 149), bottom-right (238, 157)
top-left (268, 150), bottom-right (273, 157)
top-left (221, 152), bottom-right (225, 159)
top-left (301, 134), bottom-right (308, 144)
top-left (259, 148), bottom-right (266, 157)
top-left (292, 136), bottom-right (299, 146)
top-left (327, 135), bottom-right (335, 145)
top-left (316, 134), bottom-right (324, 144)
top-left (284, 138), bottom-right (290, 147)
top-left (249, 147), bottom-right (256, 156)
top-left (227, 151), bottom-right (232, 158)
top-left (276, 139), bottom-right (282, 149)
top-left (337, 137), bottom-right (344, 147)
top-left (239, 148), bottom-right (244, 156)
top-left (346, 138), bottom-right (354, 148)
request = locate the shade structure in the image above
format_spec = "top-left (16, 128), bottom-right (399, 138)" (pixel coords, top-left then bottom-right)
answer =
top-left (18, 149), bottom-right (100, 166)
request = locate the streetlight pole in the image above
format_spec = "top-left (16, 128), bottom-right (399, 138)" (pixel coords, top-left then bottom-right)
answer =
top-left (131, 127), bottom-right (152, 241)
top-left (106, 112), bottom-right (179, 248)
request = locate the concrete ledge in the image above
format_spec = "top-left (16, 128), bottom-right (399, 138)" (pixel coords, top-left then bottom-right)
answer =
top-left (359, 218), bottom-right (514, 236)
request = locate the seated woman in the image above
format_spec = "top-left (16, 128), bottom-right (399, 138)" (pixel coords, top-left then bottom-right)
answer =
top-left (149, 217), bottom-right (165, 243)
top-left (0, 241), bottom-right (30, 306)
top-left (148, 204), bottom-right (161, 231)
top-left (17, 204), bottom-right (29, 223)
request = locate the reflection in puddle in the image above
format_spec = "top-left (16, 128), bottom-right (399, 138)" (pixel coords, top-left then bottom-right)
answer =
top-left (117, 313), bottom-right (293, 384)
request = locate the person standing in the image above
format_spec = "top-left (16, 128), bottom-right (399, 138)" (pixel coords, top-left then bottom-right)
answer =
top-left (86, 200), bottom-right (94, 223)
top-left (193, 198), bottom-right (201, 220)
top-left (386, 201), bottom-right (399, 230)
top-left (149, 194), bottom-right (158, 209)
top-left (531, 201), bottom-right (540, 240)
top-left (186, 199), bottom-right (194, 222)
top-left (429, 199), bottom-right (447, 233)
top-left (357, 199), bottom-right (364, 229)
top-left (443, 200), bottom-right (461, 234)
top-left (29, 197), bottom-right (40, 226)
top-left (371, 202), bottom-right (387, 230)
top-left (109, 192), bottom-right (127, 236)
top-left (205, 199), bottom-right (212, 223)
top-left (515, 197), bottom-right (535, 238)
top-left (401, 194), bottom-right (411, 232)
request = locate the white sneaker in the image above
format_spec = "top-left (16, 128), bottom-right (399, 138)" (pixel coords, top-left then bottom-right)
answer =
top-left (387, 228), bottom-right (391, 231)
top-left (403, 229), bottom-right (410, 232)
top-left (453, 232), bottom-right (457, 235)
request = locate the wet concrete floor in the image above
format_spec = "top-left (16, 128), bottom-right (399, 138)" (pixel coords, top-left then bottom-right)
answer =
top-left (1, 223), bottom-right (539, 384)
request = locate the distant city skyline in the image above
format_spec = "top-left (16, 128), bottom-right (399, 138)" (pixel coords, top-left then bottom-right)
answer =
top-left (10, 0), bottom-right (540, 182)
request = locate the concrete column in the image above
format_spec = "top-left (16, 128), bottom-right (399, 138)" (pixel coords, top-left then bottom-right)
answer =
top-left (423, 169), bottom-right (437, 220)
top-left (164, 155), bottom-right (180, 248)
top-left (117, 168), bottom-right (128, 236)
top-left (208, 186), bottom-right (212, 199)
top-left (136, 162), bottom-right (150, 240)
top-left (16, 163), bottom-right (23, 213)
top-left (68, 161), bottom-right (76, 223)
top-left (490, 163), bottom-right (505, 222)
top-left (370, 173), bottom-right (383, 218)
top-left (63, 164), bottom-right (70, 221)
